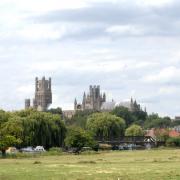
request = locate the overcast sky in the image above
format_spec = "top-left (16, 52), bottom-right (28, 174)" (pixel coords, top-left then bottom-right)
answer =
top-left (1, 0), bottom-right (180, 117)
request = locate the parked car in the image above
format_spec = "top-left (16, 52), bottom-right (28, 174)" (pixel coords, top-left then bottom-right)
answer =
top-left (118, 144), bottom-right (129, 150)
top-left (118, 144), bottom-right (139, 150)
top-left (20, 146), bottom-right (35, 153)
top-left (34, 146), bottom-right (45, 152)
top-left (6, 147), bottom-right (18, 154)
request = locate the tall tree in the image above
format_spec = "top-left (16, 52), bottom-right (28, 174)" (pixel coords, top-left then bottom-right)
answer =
top-left (21, 111), bottom-right (66, 148)
top-left (87, 112), bottom-right (125, 140)
top-left (65, 127), bottom-right (95, 153)
top-left (144, 113), bottom-right (171, 129)
top-left (0, 114), bottom-right (22, 157)
top-left (111, 106), bottom-right (135, 126)
top-left (125, 124), bottom-right (144, 136)
top-left (67, 110), bottom-right (95, 128)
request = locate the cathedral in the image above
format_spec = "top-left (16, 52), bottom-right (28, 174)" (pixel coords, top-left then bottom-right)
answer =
top-left (25, 77), bottom-right (52, 111)
top-left (24, 78), bottom-right (144, 116)
top-left (74, 85), bottom-right (106, 111)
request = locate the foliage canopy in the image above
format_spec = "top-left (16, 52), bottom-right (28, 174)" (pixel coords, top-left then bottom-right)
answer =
top-left (125, 124), bottom-right (144, 136)
top-left (87, 112), bottom-right (125, 140)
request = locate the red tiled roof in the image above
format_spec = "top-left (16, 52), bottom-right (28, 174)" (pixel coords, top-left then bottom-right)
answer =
top-left (146, 129), bottom-right (180, 138)
top-left (169, 130), bottom-right (180, 137)
top-left (145, 129), bottom-right (155, 137)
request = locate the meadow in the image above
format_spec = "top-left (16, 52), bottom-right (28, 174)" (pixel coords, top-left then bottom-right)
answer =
top-left (0, 149), bottom-right (180, 180)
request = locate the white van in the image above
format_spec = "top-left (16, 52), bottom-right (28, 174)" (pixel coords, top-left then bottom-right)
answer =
top-left (34, 146), bottom-right (45, 152)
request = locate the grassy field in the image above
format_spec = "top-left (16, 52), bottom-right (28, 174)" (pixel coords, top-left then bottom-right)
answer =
top-left (0, 149), bottom-right (180, 180)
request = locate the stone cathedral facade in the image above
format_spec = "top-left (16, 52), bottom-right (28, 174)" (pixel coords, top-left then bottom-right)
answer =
top-left (25, 77), bottom-right (52, 111)
top-left (24, 78), bottom-right (144, 117)
top-left (74, 85), bottom-right (106, 111)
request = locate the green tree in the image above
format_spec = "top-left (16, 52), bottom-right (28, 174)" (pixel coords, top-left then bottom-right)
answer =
top-left (47, 107), bottom-right (62, 115)
top-left (111, 106), bottom-right (135, 126)
top-left (87, 112), bottom-right (125, 140)
top-left (154, 128), bottom-right (169, 142)
top-left (0, 113), bottom-right (22, 157)
top-left (0, 110), bottom-right (10, 126)
top-left (132, 110), bottom-right (147, 125)
top-left (1, 116), bottom-right (23, 139)
top-left (144, 113), bottom-right (171, 129)
top-left (125, 124), bottom-right (144, 136)
top-left (67, 110), bottom-right (95, 128)
top-left (112, 106), bottom-right (147, 127)
top-left (65, 127), bottom-right (95, 153)
top-left (21, 110), bottom-right (66, 148)
top-left (0, 135), bottom-right (21, 157)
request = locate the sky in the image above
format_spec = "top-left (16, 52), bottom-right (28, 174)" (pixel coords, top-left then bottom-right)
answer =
top-left (0, 0), bottom-right (180, 117)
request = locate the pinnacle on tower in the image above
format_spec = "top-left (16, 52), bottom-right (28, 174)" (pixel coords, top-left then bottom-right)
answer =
top-left (74, 98), bottom-right (77, 104)
top-left (103, 93), bottom-right (106, 102)
top-left (74, 98), bottom-right (77, 110)
top-left (131, 97), bottom-right (133, 103)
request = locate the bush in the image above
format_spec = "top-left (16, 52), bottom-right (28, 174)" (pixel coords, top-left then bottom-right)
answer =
top-left (49, 147), bottom-right (63, 153)
top-left (65, 127), bottom-right (96, 153)
top-left (166, 137), bottom-right (180, 147)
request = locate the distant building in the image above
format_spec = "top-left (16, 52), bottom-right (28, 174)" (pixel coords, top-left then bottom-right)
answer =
top-left (174, 116), bottom-right (180, 121)
top-left (173, 125), bottom-right (180, 132)
top-left (25, 77), bottom-right (52, 111)
top-left (62, 110), bottom-right (75, 119)
top-left (74, 85), bottom-right (106, 111)
top-left (101, 98), bottom-right (143, 112)
top-left (25, 99), bottom-right (30, 110)
top-left (115, 98), bottom-right (142, 112)
top-left (101, 100), bottom-right (116, 111)
top-left (73, 84), bottom-right (144, 114)
top-left (146, 128), bottom-right (180, 138)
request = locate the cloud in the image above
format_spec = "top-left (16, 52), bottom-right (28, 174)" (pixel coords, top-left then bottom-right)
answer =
top-left (1, 0), bottom-right (180, 118)
top-left (142, 66), bottom-right (180, 84)
top-left (136, 0), bottom-right (173, 7)
top-left (106, 25), bottom-right (145, 36)
top-left (31, 0), bottom-right (180, 39)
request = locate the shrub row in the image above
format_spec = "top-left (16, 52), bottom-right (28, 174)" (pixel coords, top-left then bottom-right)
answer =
top-left (166, 137), bottom-right (180, 147)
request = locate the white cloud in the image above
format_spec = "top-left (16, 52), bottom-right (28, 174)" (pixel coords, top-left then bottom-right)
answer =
top-left (142, 66), bottom-right (180, 83)
top-left (0, 0), bottom-right (88, 12)
top-left (17, 85), bottom-right (34, 94)
top-left (137, 0), bottom-right (173, 7)
top-left (18, 24), bottom-right (65, 41)
top-left (106, 25), bottom-right (145, 36)
top-left (158, 86), bottom-right (178, 95)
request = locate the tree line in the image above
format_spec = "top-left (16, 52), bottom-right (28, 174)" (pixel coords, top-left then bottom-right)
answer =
top-left (0, 109), bottom-right (66, 156)
top-left (1, 106), bottom-right (180, 155)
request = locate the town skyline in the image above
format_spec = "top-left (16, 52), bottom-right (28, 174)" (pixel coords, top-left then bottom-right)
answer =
top-left (0, 0), bottom-right (180, 117)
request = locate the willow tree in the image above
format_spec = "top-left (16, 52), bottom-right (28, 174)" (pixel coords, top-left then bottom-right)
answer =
top-left (125, 124), bottom-right (144, 136)
top-left (86, 112), bottom-right (125, 140)
top-left (21, 110), bottom-right (66, 148)
top-left (0, 109), bottom-right (66, 150)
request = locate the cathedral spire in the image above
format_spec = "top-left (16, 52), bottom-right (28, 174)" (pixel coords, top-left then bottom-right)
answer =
top-left (131, 97), bottom-right (133, 103)
top-left (74, 98), bottom-right (77, 110)
top-left (144, 107), bottom-right (147, 113)
top-left (103, 93), bottom-right (106, 102)
top-left (83, 92), bottom-right (86, 101)
top-left (74, 98), bottom-right (77, 105)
